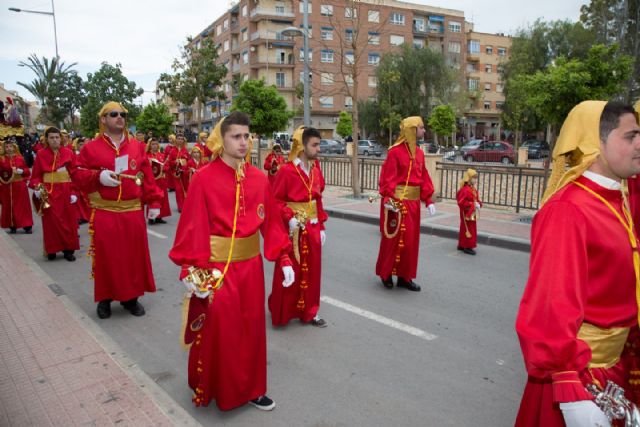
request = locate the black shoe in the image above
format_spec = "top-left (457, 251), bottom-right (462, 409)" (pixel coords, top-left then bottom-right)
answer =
top-left (155, 218), bottom-right (167, 224)
top-left (148, 219), bottom-right (155, 225)
top-left (23, 227), bottom-right (33, 234)
top-left (249, 395), bottom-right (276, 411)
top-left (8, 227), bottom-right (17, 234)
top-left (78, 219), bottom-right (89, 225)
top-left (47, 253), bottom-right (56, 260)
top-left (97, 300), bottom-right (112, 319)
top-left (463, 248), bottom-right (477, 256)
top-left (62, 250), bottom-right (76, 262)
top-left (397, 278), bottom-right (421, 292)
top-left (121, 299), bottom-right (145, 316)
top-left (381, 276), bottom-right (394, 289)
top-left (310, 316), bottom-right (327, 328)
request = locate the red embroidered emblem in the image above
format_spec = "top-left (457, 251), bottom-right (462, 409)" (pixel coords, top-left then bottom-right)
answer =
top-left (130, 159), bottom-right (137, 170)
top-left (257, 203), bottom-right (265, 220)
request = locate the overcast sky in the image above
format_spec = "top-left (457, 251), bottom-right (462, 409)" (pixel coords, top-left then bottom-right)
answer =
top-left (0, 0), bottom-right (587, 105)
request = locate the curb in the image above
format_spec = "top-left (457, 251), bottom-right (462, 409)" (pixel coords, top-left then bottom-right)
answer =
top-left (324, 207), bottom-right (531, 253)
top-left (1, 232), bottom-right (202, 427)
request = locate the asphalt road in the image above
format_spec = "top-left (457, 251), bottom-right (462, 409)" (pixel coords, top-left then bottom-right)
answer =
top-left (10, 195), bottom-right (528, 427)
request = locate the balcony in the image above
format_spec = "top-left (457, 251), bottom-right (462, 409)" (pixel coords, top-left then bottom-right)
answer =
top-left (250, 31), bottom-right (295, 46)
top-left (467, 52), bottom-right (480, 62)
top-left (249, 7), bottom-right (295, 22)
top-left (249, 55), bottom-right (295, 69)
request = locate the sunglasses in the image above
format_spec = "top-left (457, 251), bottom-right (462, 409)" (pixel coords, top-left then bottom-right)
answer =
top-left (106, 111), bottom-right (127, 118)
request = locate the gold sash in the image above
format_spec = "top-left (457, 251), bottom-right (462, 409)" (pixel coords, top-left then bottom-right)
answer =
top-left (209, 232), bottom-right (260, 262)
top-left (88, 192), bottom-right (142, 212)
top-left (287, 200), bottom-right (318, 220)
top-left (43, 171), bottom-right (71, 183)
top-left (578, 322), bottom-right (630, 369)
top-left (10, 174), bottom-right (24, 183)
top-left (394, 185), bottom-right (420, 200)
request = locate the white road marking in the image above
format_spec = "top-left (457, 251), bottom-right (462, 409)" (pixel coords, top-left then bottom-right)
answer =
top-left (146, 229), bottom-right (168, 239)
top-left (320, 295), bottom-right (438, 341)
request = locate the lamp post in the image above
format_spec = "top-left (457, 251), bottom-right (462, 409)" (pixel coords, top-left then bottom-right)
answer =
top-left (281, 0), bottom-right (310, 127)
top-left (9, 0), bottom-right (59, 58)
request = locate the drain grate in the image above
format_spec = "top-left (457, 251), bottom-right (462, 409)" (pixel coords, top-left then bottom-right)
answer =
top-left (47, 283), bottom-right (66, 296)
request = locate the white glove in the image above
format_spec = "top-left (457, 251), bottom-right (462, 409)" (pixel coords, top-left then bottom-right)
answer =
top-left (148, 208), bottom-right (160, 220)
top-left (560, 400), bottom-right (610, 427)
top-left (99, 170), bottom-right (121, 187)
top-left (282, 266), bottom-right (295, 287)
top-left (475, 202), bottom-right (481, 209)
top-left (289, 217), bottom-right (302, 232)
top-left (34, 190), bottom-right (41, 199)
top-left (384, 199), bottom-right (399, 213)
top-left (70, 195), bottom-right (78, 204)
top-left (181, 278), bottom-right (211, 299)
top-left (427, 203), bottom-right (437, 216)
top-left (320, 230), bottom-right (326, 246)
top-left (16, 168), bottom-right (24, 175)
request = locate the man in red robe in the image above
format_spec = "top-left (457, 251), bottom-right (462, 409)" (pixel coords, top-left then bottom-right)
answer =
top-left (269, 127), bottom-right (328, 327)
top-left (456, 168), bottom-right (482, 255)
top-left (71, 101), bottom-right (163, 319)
top-left (515, 101), bottom-right (640, 427)
top-left (168, 133), bottom-right (190, 212)
top-left (263, 143), bottom-right (286, 187)
top-left (164, 134), bottom-right (177, 192)
top-left (195, 131), bottom-right (213, 161)
top-left (29, 127), bottom-right (79, 261)
top-left (146, 138), bottom-right (171, 225)
top-left (169, 111), bottom-right (294, 412)
top-left (375, 116), bottom-right (435, 291)
top-left (0, 141), bottom-right (33, 234)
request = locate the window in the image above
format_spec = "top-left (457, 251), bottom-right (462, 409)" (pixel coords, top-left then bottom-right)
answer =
top-left (368, 32), bottom-right (380, 45)
top-left (390, 35), bottom-right (405, 46)
top-left (224, 40), bottom-right (229, 51)
top-left (242, 28), bottom-right (248, 41)
top-left (368, 53), bottom-right (380, 66)
top-left (466, 62), bottom-right (478, 72)
top-left (321, 28), bottom-right (333, 41)
top-left (496, 101), bottom-right (504, 109)
top-left (390, 12), bottom-right (405, 25)
top-left (223, 19), bottom-right (229, 30)
top-left (413, 38), bottom-right (424, 49)
top-left (299, 2), bottom-right (312, 14)
top-left (321, 72), bottom-right (334, 85)
top-left (368, 10), bottom-right (380, 23)
top-left (321, 50), bottom-right (334, 63)
top-left (299, 48), bottom-right (313, 62)
top-left (497, 64), bottom-right (504, 74)
top-left (496, 83), bottom-right (504, 93)
top-left (498, 47), bottom-right (507, 56)
top-left (345, 52), bottom-right (354, 64)
top-left (242, 5), bottom-right (247, 17)
top-left (242, 51), bottom-right (249, 64)
top-left (320, 5), bottom-right (333, 16)
top-left (319, 96), bottom-right (334, 108)
top-left (485, 64), bottom-right (492, 73)
top-left (299, 71), bottom-right (313, 83)
top-left (468, 78), bottom-right (479, 91)
top-left (216, 25), bottom-right (222, 36)
top-left (468, 40), bottom-right (480, 54)
top-left (483, 101), bottom-right (492, 110)
top-left (413, 18), bottom-right (425, 32)
top-left (484, 82), bottom-right (492, 91)
top-left (345, 74), bottom-right (354, 86)
top-left (448, 21), bottom-right (461, 33)
top-left (276, 5), bottom-right (285, 13)
top-left (345, 96), bottom-right (353, 109)
top-left (448, 42), bottom-right (461, 53)
top-left (368, 75), bottom-right (377, 87)
top-left (345, 29), bottom-right (354, 43)
top-left (276, 72), bottom-right (285, 88)
top-left (345, 7), bottom-right (357, 19)
top-left (486, 45), bottom-right (493, 55)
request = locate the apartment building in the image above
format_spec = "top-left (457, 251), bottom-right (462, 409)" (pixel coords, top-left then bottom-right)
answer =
top-left (176, 0), bottom-right (467, 137)
top-left (464, 29), bottom-right (511, 140)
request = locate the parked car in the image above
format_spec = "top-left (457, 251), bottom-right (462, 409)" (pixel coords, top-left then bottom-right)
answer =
top-left (521, 139), bottom-right (550, 159)
top-left (464, 141), bottom-right (515, 164)
top-left (460, 139), bottom-right (483, 155)
top-left (357, 140), bottom-right (383, 157)
top-left (320, 139), bottom-right (345, 154)
top-left (419, 140), bottom-right (439, 153)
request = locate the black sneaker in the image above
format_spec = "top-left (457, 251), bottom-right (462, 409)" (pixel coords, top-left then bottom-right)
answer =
top-left (397, 278), bottom-right (421, 292)
top-left (457, 246), bottom-right (464, 251)
top-left (97, 300), bottom-right (112, 319)
top-left (463, 248), bottom-right (477, 256)
top-left (148, 219), bottom-right (155, 225)
top-left (381, 276), bottom-right (394, 289)
top-left (8, 227), bottom-right (17, 234)
top-left (47, 253), bottom-right (56, 261)
top-left (310, 316), bottom-right (327, 328)
top-left (62, 250), bottom-right (76, 262)
top-left (155, 218), bottom-right (167, 224)
top-left (120, 299), bottom-right (145, 316)
top-left (249, 395), bottom-right (275, 411)
top-left (23, 227), bottom-right (33, 234)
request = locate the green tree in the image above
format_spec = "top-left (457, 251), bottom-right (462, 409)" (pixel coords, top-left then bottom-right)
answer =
top-left (428, 105), bottom-right (456, 145)
top-left (335, 111), bottom-right (353, 139)
top-left (135, 102), bottom-right (175, 137)
top-left (80, 62), bottom-right (143, 136)
top-left (158, 37), bottom-right (227, 131)
top-left (231, 79), bottom-right (292, 137)
top-left (51, 71), bottom-right (85, 130)
top-left (357, 99), bottom-right (383, 138)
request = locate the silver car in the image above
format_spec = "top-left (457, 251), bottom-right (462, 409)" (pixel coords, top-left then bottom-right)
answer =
top-left (357, 140), bottom-right (383, 157)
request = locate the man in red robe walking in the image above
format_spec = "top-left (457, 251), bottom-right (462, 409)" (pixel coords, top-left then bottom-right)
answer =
top-left (169, 111), bottom-right (294, 412)
top-left (375, 116), bottom-right (435, 291)
top-left (71, 101), bottom-right (163, 319)
top-left (268, 127), bottom-right (328, 327)
top-left (29, 127), bottom-right (79, 260)
top-left (145, 138), bottom-right (171, 225)
top-left (168, 133), bottom-right (189, 212)
top-left (515, 100), bottom-right (640, 427)
top-left (456, 168), bottom-right (482, 255)
top-left (263, 143), bottom-right (286, 186)
top-left (194, 131), bottom-right (213, 161)
top-left (0, 141), bottom-right (33, 234)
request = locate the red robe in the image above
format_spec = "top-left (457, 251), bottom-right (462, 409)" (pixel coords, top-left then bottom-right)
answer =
top-left (194, 142), bottom-right (212, 160)
top-left (375, 143), bottom-right (434, 280)
top-left (183, 158), bottom-right (208, 193)
top-left (168, 146), bottom-right (189, 212)
top-left (147, 152), bottom-right (172, 219)
top-left (456, 184), bottom-right (482, 249)
top-left (263, 153), bottom-right (286, 186)
top-left (71, 151), bottom-right (91, 223)
top-left (269, 159), bottom-right (328, 325)
top-left (515, 175), bottom-right (639, 426)
top-left (71, 135), bottom-right (163, 302)
top-left (0, 154), bottom-right (33, 229)
top-left (33, 142), bottom-right (45, 154)
top-left (628, 175), bottom-right (640, 232)
top-left (29, 147), bottom-right (79, 254)
top-left (163, 145), bottom-right (177, 191)
top-left (169, 158), bottom-right (292, 411)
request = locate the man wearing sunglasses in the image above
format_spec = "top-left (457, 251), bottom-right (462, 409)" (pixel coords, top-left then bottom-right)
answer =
top-left (71, 101), bottom-right (164, 319)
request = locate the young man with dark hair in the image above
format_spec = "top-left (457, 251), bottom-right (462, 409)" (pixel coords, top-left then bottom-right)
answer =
top-left (515, 101), bottom-right (640, 426)
top-left (268, 126), bottom-right (329, 327)
top-left (169, 111), bottom-right (294, 411)
top-left (29, 126), bottom-right (79, 260)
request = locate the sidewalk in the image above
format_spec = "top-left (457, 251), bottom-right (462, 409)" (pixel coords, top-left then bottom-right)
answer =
top-left (0, 231), bottom-right (200, 427)
top-left (323, 186), bottom-right (533, 252)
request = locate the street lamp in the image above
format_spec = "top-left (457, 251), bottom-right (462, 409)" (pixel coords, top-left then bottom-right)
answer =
top-left (9, 0), bottom-right (59, 58)
top-left (281, 0), bottom-right (310, 127)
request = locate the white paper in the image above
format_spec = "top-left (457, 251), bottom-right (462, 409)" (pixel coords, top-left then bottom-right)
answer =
top-left (115, 155), bottom-right (129, 174)
top-left (56, 166), bottom-right (66, 172)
